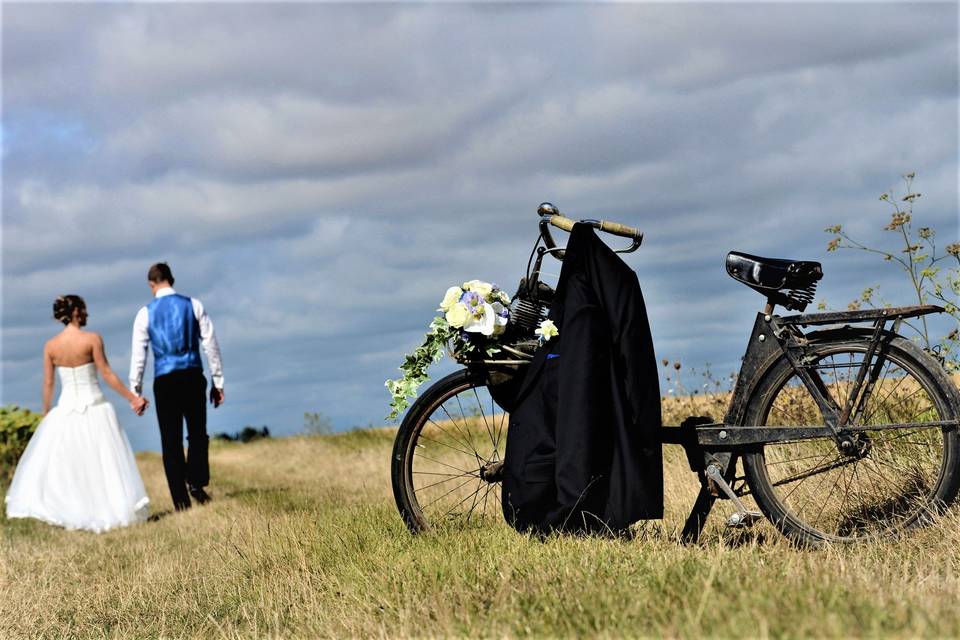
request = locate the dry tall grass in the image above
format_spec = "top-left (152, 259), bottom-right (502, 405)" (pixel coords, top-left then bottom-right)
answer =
top-left (2, 415), bottom-right (960, 637)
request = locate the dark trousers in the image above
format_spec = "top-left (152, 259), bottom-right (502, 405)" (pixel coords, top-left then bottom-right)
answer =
top-left (154, 368), bottom-right (209, 509)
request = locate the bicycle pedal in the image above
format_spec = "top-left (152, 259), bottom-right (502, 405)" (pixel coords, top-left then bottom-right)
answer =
top-left (726, 511), bottom-right (764, 528)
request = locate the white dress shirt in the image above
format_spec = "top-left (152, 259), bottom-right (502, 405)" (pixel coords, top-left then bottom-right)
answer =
top-left (129, 287), bottom-right (224, 394)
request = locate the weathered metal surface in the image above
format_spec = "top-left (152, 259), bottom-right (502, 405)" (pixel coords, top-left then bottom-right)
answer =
top-left (688, 419), bottom-right (959, 447)
top-left (779, 304), bottom-right (944, 326)
top-left (722, 312), bottom-right (784, 427)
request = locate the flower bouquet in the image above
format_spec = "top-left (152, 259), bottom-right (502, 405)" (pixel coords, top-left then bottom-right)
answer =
top-left (385, 279), bottom-right (556, 420)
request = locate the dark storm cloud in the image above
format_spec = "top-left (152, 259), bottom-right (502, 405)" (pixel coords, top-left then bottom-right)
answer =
top-left (2, 2), bottom-right (957, 450)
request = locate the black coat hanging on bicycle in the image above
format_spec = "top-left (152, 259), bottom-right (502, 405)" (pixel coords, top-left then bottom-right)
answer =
top-left (502, 223), bottom-right (663, 534)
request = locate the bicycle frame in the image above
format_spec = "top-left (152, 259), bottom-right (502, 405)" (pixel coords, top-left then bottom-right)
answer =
top-left (431, 215), bottom-right (960, 542)
top-left (665, 303), bottom-right (960, 542)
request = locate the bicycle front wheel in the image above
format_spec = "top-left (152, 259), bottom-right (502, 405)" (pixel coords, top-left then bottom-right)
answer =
top-left (742, 331), bottom-right (960, 545)
top-left (391, 368), bottom-right (510, 533)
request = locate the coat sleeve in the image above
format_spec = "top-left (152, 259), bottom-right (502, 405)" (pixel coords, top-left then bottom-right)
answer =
top-left (552, 268), bottom-right (615, 529)
top-left (580, 226), bottom-right (661, 434)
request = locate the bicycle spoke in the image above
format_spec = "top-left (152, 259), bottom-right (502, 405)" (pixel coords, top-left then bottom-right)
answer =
top-left (414, 452), bottom-right (480, 477)
top-left (749, 339), bottom-right (954, 542)
top-left (439, 404), bottom-right (483, 465)
top-left (480, 479), bottom-right (495, 517)
top-left (420, 476), bottom-right (479, 511)
top-left (494, 409), bottom-right (507, 459)
top-left (427, 415), bottom-right (481, 461)
top-left (419, 431), bottom-right (480, 459)
top-left (472, 387), bottom-right (497, 451)
top-left (444, 479), bottom-right (486, 519)
top-left (463, 478), bottom-right (487, 524)
top-left (776, 448), bottom-right (837, 498)
top-left (788, 454), bottom-right (846, 518)
top-left (765, 450), bottom-right (840, 466)
top-left (415, 473), bottom-right (475, 493)
top-left (413, 470), bottom-right (472, 478)
top-left (397, 374), bottom-right (510, 533)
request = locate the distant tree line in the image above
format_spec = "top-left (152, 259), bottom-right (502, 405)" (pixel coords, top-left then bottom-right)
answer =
top-left (214, 425), bottom-right (271, 443)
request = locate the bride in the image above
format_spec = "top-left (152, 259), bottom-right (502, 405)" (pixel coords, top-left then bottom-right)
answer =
top-left (5, 295), bottom-right (151, 532)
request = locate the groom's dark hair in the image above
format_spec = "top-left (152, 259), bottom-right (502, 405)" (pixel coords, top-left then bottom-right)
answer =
top-left (148, 262), bottom-right (175, 286)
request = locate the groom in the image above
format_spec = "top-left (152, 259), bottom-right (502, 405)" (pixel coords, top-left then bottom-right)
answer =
top-left (130, 263), bottom-right (225, 511)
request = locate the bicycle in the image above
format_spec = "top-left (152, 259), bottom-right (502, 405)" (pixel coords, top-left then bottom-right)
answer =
top-left (390, 203), bottom-right (960, 546)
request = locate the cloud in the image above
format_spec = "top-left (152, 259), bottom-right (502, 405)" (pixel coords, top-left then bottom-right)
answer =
top-left (2, 2), bottom-right (956, 450)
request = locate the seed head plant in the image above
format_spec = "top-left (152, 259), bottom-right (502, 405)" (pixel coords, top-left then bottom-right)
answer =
top-left (825, 172), bottom-right (960, 370)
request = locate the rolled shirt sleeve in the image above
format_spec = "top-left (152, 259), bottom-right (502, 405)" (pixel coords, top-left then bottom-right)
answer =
top-left (129, 306), bottom-right (150, 394)
top-left (192, 298), bottom-right (224, 389)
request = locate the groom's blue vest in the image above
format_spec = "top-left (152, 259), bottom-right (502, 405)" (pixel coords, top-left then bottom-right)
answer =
top-left (148, 294), bottom-right (202, 378)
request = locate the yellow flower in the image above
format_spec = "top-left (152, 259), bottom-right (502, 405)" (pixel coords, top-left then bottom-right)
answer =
top-left (463, 279), bottom-right (493, 298)
top-left (535, 319), bottom-right (559, 341)
top-left (445, 303), bottom-right (471, 328)
top-left (439, 286), bottom-right (463, 312)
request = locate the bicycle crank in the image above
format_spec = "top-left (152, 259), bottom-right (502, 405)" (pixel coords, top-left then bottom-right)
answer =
top-left (705, 464), bottom-right (764, 529)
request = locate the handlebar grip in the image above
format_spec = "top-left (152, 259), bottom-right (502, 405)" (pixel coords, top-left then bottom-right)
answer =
top-left (599, 220), bottom-right (642, 239)
top-left (547, 214), bottom-right (577, 232)
top-left (548, 215), bottom-right (642, 240)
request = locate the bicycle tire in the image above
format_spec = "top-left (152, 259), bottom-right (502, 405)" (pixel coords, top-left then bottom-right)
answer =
top-left (391, 368), bottom-right (509, 533)
top-left (742, 330), bottom-right (960, 545)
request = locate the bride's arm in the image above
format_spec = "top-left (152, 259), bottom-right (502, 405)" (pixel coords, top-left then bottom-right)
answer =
top-left (92, 334), bottom-right (145, 411)
top-left (42, 344), bottom-right (55, 415)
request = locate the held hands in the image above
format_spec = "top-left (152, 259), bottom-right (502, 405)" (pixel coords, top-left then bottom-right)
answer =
top-left (210, 387), bottom-right (225, 408)
top-left (130, 396), bottom-right (149, 416)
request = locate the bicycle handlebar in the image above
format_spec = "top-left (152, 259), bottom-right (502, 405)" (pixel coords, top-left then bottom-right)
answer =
top-left (536, 202), bottom-right (644, 251)
top-left (547, 214), bottom-right (643, 241)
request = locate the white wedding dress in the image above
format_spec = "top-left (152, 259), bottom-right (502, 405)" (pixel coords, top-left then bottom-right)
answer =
top-left (5, 363), bottom-right (150, 532)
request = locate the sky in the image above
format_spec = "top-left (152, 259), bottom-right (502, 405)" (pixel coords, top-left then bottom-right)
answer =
top-left (2, 2), bottom-right (958, 452)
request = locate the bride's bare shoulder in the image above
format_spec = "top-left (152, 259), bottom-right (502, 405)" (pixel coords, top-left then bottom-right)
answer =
top-left (43, 332), bottom-right (65, 363)
top-left (43, 331), bottom-right (63, 351)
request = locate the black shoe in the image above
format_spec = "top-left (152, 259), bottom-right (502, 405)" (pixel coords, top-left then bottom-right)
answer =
top-left (188, 485), bottom-right (212, 505)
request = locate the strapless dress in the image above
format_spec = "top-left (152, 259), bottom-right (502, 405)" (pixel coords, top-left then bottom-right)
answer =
top-left (5, 363), bottom-right (149, 532)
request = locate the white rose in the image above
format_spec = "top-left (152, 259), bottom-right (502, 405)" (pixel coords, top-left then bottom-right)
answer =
top-left (439, 286), bottom-right (463, 312)
top-left (463, 279), bottom-right (493, 298)
top-left (445, 302), bottom-right (471, 328)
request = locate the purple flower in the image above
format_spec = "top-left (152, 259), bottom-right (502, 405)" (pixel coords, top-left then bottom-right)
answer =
top-left (460, 291), bottom-right (481, 310)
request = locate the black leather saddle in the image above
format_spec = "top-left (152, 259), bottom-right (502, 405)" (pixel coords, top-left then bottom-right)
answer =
top-left (725, 251), bottom-right (823, 311)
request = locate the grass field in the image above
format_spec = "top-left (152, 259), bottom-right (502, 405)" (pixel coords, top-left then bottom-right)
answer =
top-left (3, 411), bottom-right (960, 638)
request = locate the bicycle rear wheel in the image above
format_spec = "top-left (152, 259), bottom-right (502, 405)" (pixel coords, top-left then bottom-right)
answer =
top-left (391, 369), bottom-right (509, 533)
top-left (742, 331), bottom-right (960, 545)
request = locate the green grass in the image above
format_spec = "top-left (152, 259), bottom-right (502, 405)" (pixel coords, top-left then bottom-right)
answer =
top-left (2, 428), bottom-right (960, 638)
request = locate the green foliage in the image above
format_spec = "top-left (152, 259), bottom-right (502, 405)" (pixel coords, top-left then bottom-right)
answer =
top-left (0, 405), bottom-right (42, 478)
top-left (303, 411), bottom-right (334, 435)
top-left (384, 316), bottom-right (458, 421)
top-left (825, 172), bottom-right (960, 369)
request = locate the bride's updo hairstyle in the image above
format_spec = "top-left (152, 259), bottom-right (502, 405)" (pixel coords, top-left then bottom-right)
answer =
top-left (53, 295), bottom-right (86, 325)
